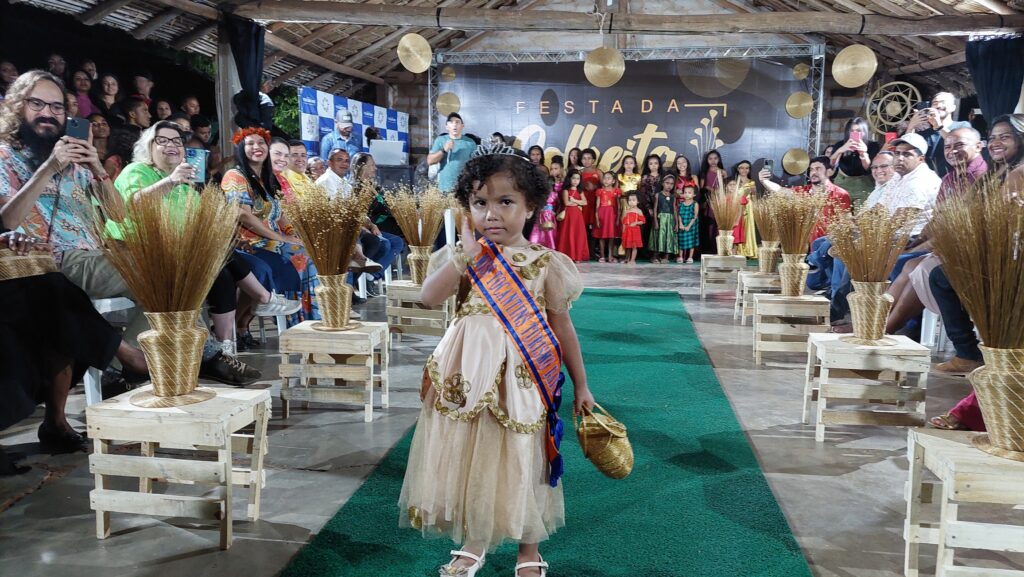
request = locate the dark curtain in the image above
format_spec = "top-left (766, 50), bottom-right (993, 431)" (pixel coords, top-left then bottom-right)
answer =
top-left (965, 36), bottom-right (1024, 121)
top-left (225, 14), bottom-right (267, 129)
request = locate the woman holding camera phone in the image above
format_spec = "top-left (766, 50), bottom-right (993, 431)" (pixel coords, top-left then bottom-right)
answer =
top-left (828, 117), bottom-right (879, 205)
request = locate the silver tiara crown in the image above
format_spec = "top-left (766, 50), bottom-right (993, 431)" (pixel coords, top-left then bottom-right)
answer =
top-left (471, 143), bottom-right (529, 161)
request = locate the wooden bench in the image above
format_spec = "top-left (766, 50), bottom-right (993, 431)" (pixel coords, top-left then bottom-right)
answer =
top-left (904, 429), bottom-right (1024, 577)
top-left (734, 271), bottom-right (782, 325)
top-left (803, 333), bottom-right (930, 442)
top-left (385, 280), bottom-right (454, 341)
top-left (700, 255), bottom-right (747, 300)
top-left (752, 294), bottom-right (829, 365)
top-left (278, 321), bottom-right (390, 422)
top-left (86, 386), bottom-right (271, 550)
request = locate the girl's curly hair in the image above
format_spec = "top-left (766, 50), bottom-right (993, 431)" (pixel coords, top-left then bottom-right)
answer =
top-left (453, 153), bottom-right (550, 237)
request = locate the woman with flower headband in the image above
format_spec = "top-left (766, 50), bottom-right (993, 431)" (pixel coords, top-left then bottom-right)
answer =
top-left (221, 127), bottom-right (309, 342)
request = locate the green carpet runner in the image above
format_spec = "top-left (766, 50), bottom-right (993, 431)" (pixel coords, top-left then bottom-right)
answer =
top-left (281, 289), bottom-right (812, 577)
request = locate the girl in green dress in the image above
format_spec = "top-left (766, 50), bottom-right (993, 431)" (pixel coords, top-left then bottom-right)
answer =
top-left (648, 173), bottom-right (678, 263)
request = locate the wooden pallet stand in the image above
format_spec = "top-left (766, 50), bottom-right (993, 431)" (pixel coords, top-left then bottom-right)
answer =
top-left (803, 333), bottom-right (930, 442)
top-left (278, 320), bottom-right (390, 422)
top-left (700, 255), bottom-right (747, 300)
top-left (385, 280), bottom-right (454, 340)
top-left (904, 429), bottom-right (1024, 577)
top-left (752, 294), bottom-right (830, 365)
top-left (734, 271), bottom-right (782, 325)
top-left (85, 386), bottom-right (271, 550)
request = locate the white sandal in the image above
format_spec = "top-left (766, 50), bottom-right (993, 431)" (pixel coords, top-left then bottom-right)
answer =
top-left (515, 555), bottom-right (549, 577)
top-left (439, 550), bottom-right (485, 577)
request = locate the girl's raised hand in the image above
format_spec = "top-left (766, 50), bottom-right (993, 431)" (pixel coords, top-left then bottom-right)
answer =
top-left (460, 209), bottom-right (481, 258)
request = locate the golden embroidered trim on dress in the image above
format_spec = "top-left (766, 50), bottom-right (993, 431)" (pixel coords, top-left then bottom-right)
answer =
top-left (514, 364), bottom-right (534, 390)
top-left (425, 355), bottom-right (546, 434)
top-left (442, 373), bottom-right (471, 407)
top-left (517, 251), bottom-right (552, 280)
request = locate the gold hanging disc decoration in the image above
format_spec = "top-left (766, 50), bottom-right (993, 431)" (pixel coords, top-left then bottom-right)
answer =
top-left (397, 33), bottom-right (432, 74)
top-left (436, 92), bottom-right (461, 117)
top-left (440, 65), bottom-right (456, 82)
top-left (786, 92), bottom-right (814, 119)
top-left (584, 47), bottom-right (625, 88)
top-left (832, 44), bottom-right (878, 89)
top-left (793, 63), bottom-right (810, 80)
top-left (783, 148), bottom-right (810, 175)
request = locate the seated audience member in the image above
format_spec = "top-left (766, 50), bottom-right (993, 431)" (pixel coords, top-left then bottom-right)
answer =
top-left (927, 115), bottom-right (1024, 432)
top-left (93, 73), bottom-right (121, 120)
top-left (114, 122), bottom-right (295, 371)
top-left (759, 155), bottom-right (851, 245)
top-left (88, 112), bottom-right (110, 159)
top-left (0, 229), bottom-right (149, 469)
top-left (306, 156), bottom-right (326, 181)
top-left (352, 152), bottom-right (405, 292)
top-left (154, 99), bottom-right (173, 121)
top-left (905, 92), bottom-right (972, 178)
top-left (80, 59), bottom-right (97, 81)
top-left (828, 117), bottom-right (880, 204)
top-left (130, 71), bottom-right (154, 107)
top-left (882, 132), bottom-right (967, 338)
top-left (316, 147), bottom-right (353, 197)
top-left (180, 95), bottom-right (200, 117)
top-left (1, 60), bottom-right (18, 95)
top-left (64, 89), bottom-right (79, 119)
top-left (103, 128), bottom-right (137, 182)
top-left (192, 114), bottom-right (213, 146)
top-left (46, 53), bottom-right (69, 87)
top-left (120, 96), bottom-right (151, 140)
top-left (166, 111), bottom-right (191, 134)
top-left (71, 70), bottom-right (99, 118)
top-left (282, 139), bottom-right (312, 188)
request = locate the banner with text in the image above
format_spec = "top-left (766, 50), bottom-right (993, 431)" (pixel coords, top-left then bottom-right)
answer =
top-left (436, 58), bottom-right (815, 173)
top-left (299, 86), bottom-right (409, 158)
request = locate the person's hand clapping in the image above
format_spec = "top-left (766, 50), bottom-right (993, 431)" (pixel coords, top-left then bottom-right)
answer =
top-left (460, 209), bottom-right (480, 259)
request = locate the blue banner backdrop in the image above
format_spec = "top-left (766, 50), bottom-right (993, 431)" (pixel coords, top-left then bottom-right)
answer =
top-left (437, 58), bottom-right (813, 173)
top-left (299, 86), bottom-right (409, 158)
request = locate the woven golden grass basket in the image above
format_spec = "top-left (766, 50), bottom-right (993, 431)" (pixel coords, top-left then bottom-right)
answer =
top-left (0, 247), bottom-right (57, 281)
top-left (574, 403), bottom-right (633, 479)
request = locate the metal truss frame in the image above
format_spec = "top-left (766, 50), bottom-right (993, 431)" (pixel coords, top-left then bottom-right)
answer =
top-left (808, 43), bottom-right (826, 155)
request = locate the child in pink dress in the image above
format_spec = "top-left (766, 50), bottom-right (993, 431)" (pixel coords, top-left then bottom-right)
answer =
top-left (529, 158), bottom-right (563, 249)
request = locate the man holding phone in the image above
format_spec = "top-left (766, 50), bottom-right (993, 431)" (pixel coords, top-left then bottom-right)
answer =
top-left (905, 92), bottom-right (971, 178)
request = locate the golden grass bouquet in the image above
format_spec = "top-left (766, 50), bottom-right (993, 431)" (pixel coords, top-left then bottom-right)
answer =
top-left (929, 175), bottom-right (1024, 348)
top-left (826, 204), bottom-right (920, 282)
top-left (93, 184), bottom-right (238, 312)
top-left (773, 189), bottom-right (828, 255)
top-left (282, 179), bottom-right (373, 276)
top-left (708, 186), bottom-right (744, 232)
top-left (385, 185), bottom-right (448, 245)
top-left (752, 194), bottom-right (780, 243)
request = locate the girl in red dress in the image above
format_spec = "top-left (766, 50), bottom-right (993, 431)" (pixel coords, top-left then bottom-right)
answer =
top-left (556, 171), bottom-right (590, 262)
top-left (672, 154), bottom-right (699, 192)
top-left (592, 171), bottom-right (621, 263)
top-left (620, 193), bottom-right (646, 265)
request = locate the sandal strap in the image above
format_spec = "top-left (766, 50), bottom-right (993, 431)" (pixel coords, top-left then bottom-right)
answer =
top-left (515, 560), bottom-right (549, 570)
top-left (449, 550), bottom-right (483, 564)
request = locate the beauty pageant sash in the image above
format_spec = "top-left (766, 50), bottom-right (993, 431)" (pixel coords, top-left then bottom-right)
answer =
top-left (466, 238), bottom-right (566, 487)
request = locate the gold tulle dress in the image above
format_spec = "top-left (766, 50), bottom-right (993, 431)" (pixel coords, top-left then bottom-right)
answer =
top-left (734, 181), bottom-right (758, 258)
top-left (399, 243), bottom-right (583, 550)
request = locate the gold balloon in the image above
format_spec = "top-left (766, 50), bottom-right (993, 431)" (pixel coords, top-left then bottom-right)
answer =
top-left (832, 44), bottom-right (878, 89)
top-left (436, 92), bottom-right (461, 117)
top-left (440, 66), bottom-right (456, 82)
top-left (785, 92), bottom-right (814, 119)
top-left (397, 33), bottom-right (432, 74)
top-left (676, 58), bottom-right (752, 98)
top-left (783, 148), bottom-right (810, 175)
top-left (584, 47), bottom-right (625, 88)
top-left (793, 63), bottom-right (810, 80)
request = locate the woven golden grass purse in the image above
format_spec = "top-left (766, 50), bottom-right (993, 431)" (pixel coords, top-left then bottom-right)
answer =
top-left (0, 247), bottom-right (57, 281)
top-left (574, 403), bottom-right (633, 479)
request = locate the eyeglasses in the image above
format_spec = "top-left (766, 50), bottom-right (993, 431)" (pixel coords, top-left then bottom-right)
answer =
top-left (871, 164), bottom-right (893, 170)
top-left (892, 150), bottom-right (920, 158)
top-left (154, 136), bottom-right (184, 147)
top-left (25, 97), bottom-right (66, 116)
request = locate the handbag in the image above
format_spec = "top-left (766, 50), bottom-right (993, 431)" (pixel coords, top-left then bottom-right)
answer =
top-left (574, 403), bottom-right (633, 479)
top-left (540, 219), bottom-right (555, 231)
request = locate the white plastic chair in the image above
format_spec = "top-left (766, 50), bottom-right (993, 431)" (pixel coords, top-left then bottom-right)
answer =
top-left (921, 309), bottom-right (948, 352)
top-left (86, 297), bottom-right (136, 406)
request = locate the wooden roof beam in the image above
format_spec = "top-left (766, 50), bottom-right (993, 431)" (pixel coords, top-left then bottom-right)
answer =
top-left (150, 0), bottom-right (385, 85)
top-left (80, 0), bottom-right (135, 26)
top-left (267, 64), bottom-right (309, 89)
top-left (232, 2), bottom-right (1024, 36)
top-left (132, 8), bottom-right (182, 39)
top-left (171, 22), bottom-right (217, 50)
top-left (888, 51), bottom-right (966, 74)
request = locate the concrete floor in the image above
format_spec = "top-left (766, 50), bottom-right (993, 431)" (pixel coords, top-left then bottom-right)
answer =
top-left (1, 262), bottom-right (1018, 576)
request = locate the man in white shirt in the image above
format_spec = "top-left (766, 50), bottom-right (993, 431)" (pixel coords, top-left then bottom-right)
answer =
top-left (889, 132), bottom-right (942, 242)
top-left (315, 147), bottom-right (353, 199)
